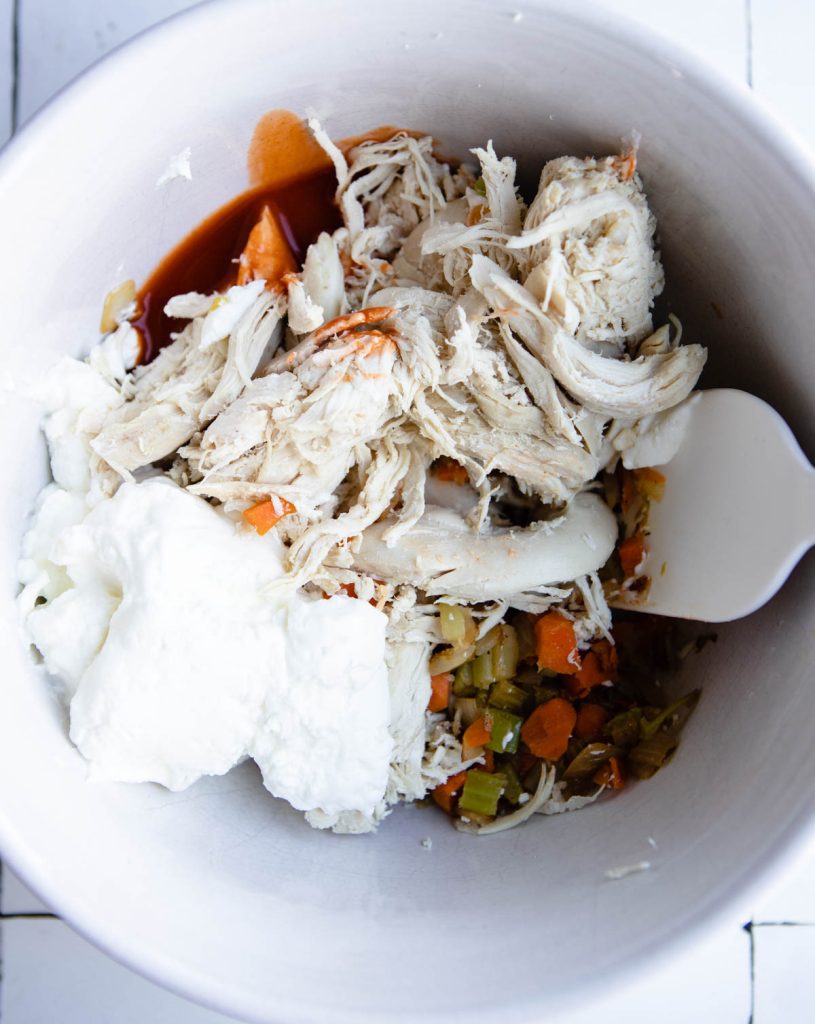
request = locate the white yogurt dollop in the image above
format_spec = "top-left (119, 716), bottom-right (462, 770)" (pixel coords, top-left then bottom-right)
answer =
top-left (21, 477), bottom-right (392, 818)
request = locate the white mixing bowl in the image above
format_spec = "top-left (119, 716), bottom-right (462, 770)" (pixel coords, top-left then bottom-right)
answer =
top-left (1, 1), bottom-right (815, 1020)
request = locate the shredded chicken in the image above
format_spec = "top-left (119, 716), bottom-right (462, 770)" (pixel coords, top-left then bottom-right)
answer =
top-left (511, 151), bottom-right (663, 349)
top-left (92, 282), bottom-right (285, 475)
top-left (156, 128), bottom-right (703, 589)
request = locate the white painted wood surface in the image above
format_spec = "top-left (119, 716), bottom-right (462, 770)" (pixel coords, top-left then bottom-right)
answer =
top-left (1, 1), bottom-right (815, 1021)
top-left (14, 0), bottom-right (197, 125)
top-left (0, 0), bottom-right (12, 142)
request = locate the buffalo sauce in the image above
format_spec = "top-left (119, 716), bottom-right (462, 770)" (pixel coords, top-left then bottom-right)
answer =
top-left (247, 109), bottom-right (426, 187)
top-left (134, 170), bottom-right (340, 361)
top-left (135, 110), bottom-right (422, 362)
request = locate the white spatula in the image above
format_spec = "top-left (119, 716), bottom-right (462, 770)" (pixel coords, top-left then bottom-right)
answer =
top-left (613, 389), bottom-right (815, 622)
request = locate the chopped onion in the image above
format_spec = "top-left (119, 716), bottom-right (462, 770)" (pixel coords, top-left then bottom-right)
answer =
top-left (429, 642), bottom-right (476, 675)
top-left (100, 279), bottom-right (137, 334)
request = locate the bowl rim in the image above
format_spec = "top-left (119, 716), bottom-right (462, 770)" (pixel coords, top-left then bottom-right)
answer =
top-left (3, 0), bottom-right (815, 1021)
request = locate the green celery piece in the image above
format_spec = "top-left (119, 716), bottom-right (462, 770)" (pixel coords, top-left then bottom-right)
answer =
top-left (473, 651), bottom-right (497, 689)
top-left (500, 763), bottom-right (524, 804)
top-left (640, 689), bottom-right (701, 740)
top-left (454, 661), bottom-right (476, 697)
top-left (492, 625), bottom-right (520, 680)
top-left (489, 679), bottom-right (528, 714)
top-left (486, 708), bottom-right (522, 754)
top-left (563, 743), bottom-right (619, 779)
top-left (627, 732), bottom-right (678, 779)
top-left (473, 176), bottom-right (487, 196)
top-left (606, 708), bottom-right (643, 747)
top-left (458, 770), bottom-right (505, 816)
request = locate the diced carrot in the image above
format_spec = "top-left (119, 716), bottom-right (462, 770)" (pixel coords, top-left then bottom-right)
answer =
top-left (520, 698), bottom-right (577, 760)
top-left (428, 673), bottom-right (453, 713)
top-left (634, 467), bottom-right (666, 503)
top-left (237, 206), bottom-right (298, 287)
top-left (433, 457), bottom-right (469, 485)
top-left (619, 533), bottom-right (647, 579)
top-left (593, 755), bottom-right (625, 790)
top-left (574, 704), bottom-right (609, 742)
top-left (463, 714), bottom-right (492, 749)
top-left (566, 651), bottom-right (604, 699)
top-left (535, 612), bottom-right (580, 674)
top-left (432, 771), bottom-right (467, 813)
top-left (242, 496), bottom-right (297, 536)
top-left (566, 639), bottom-right (619, 698)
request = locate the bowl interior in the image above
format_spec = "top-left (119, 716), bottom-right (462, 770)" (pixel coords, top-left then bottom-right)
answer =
top-left (1, 1), bottom-right (815, 1021)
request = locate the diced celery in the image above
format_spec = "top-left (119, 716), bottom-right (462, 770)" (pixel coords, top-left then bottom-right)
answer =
top-left (458, 770), bottom-right (505, 816)
top-left (472, 176), bottom-right (487, 196)
top-left (473, 651), bottom-right (496, 689)
top-left (486, 708), bottom-right (522, 754)
top-left (605, 708), bottom-right (643, 748)
top-left (500, 763), bottom-right (524, 804)
top-left (640, 689), bottom-right (701, 740)
top-left (489, 679), bottom-right (528, 715)
top-left (439, 603), bottom-right (467, 645)
top-left (627, 732), bottom-right (678, 779)
top-left (492, 624), bottom-right (520, 680)
top-left (563, 742), bottom-right (619, 779)
top-left (454, 661), bottom-right (476, 696)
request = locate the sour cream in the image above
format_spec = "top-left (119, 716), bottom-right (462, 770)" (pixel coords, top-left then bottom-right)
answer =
top-left (21, 477), bottom-right (392, 819)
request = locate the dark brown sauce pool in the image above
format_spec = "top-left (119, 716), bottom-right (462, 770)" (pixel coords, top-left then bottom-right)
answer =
top-left (134, 169), bottom-right (340, 361)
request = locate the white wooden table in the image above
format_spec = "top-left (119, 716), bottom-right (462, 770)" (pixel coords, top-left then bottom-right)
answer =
top-left (1, 1), bottom-right (814, 1021)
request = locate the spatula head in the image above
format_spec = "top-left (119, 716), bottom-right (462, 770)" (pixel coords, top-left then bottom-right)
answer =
top-left (613, 389), bottom-right (815, 622)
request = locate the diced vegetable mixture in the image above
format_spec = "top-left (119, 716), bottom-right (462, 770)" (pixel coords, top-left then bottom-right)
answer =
top-left (430, 601), bottom-right (698, 829)
top-left (426, 461), bottom-right (699, 832)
